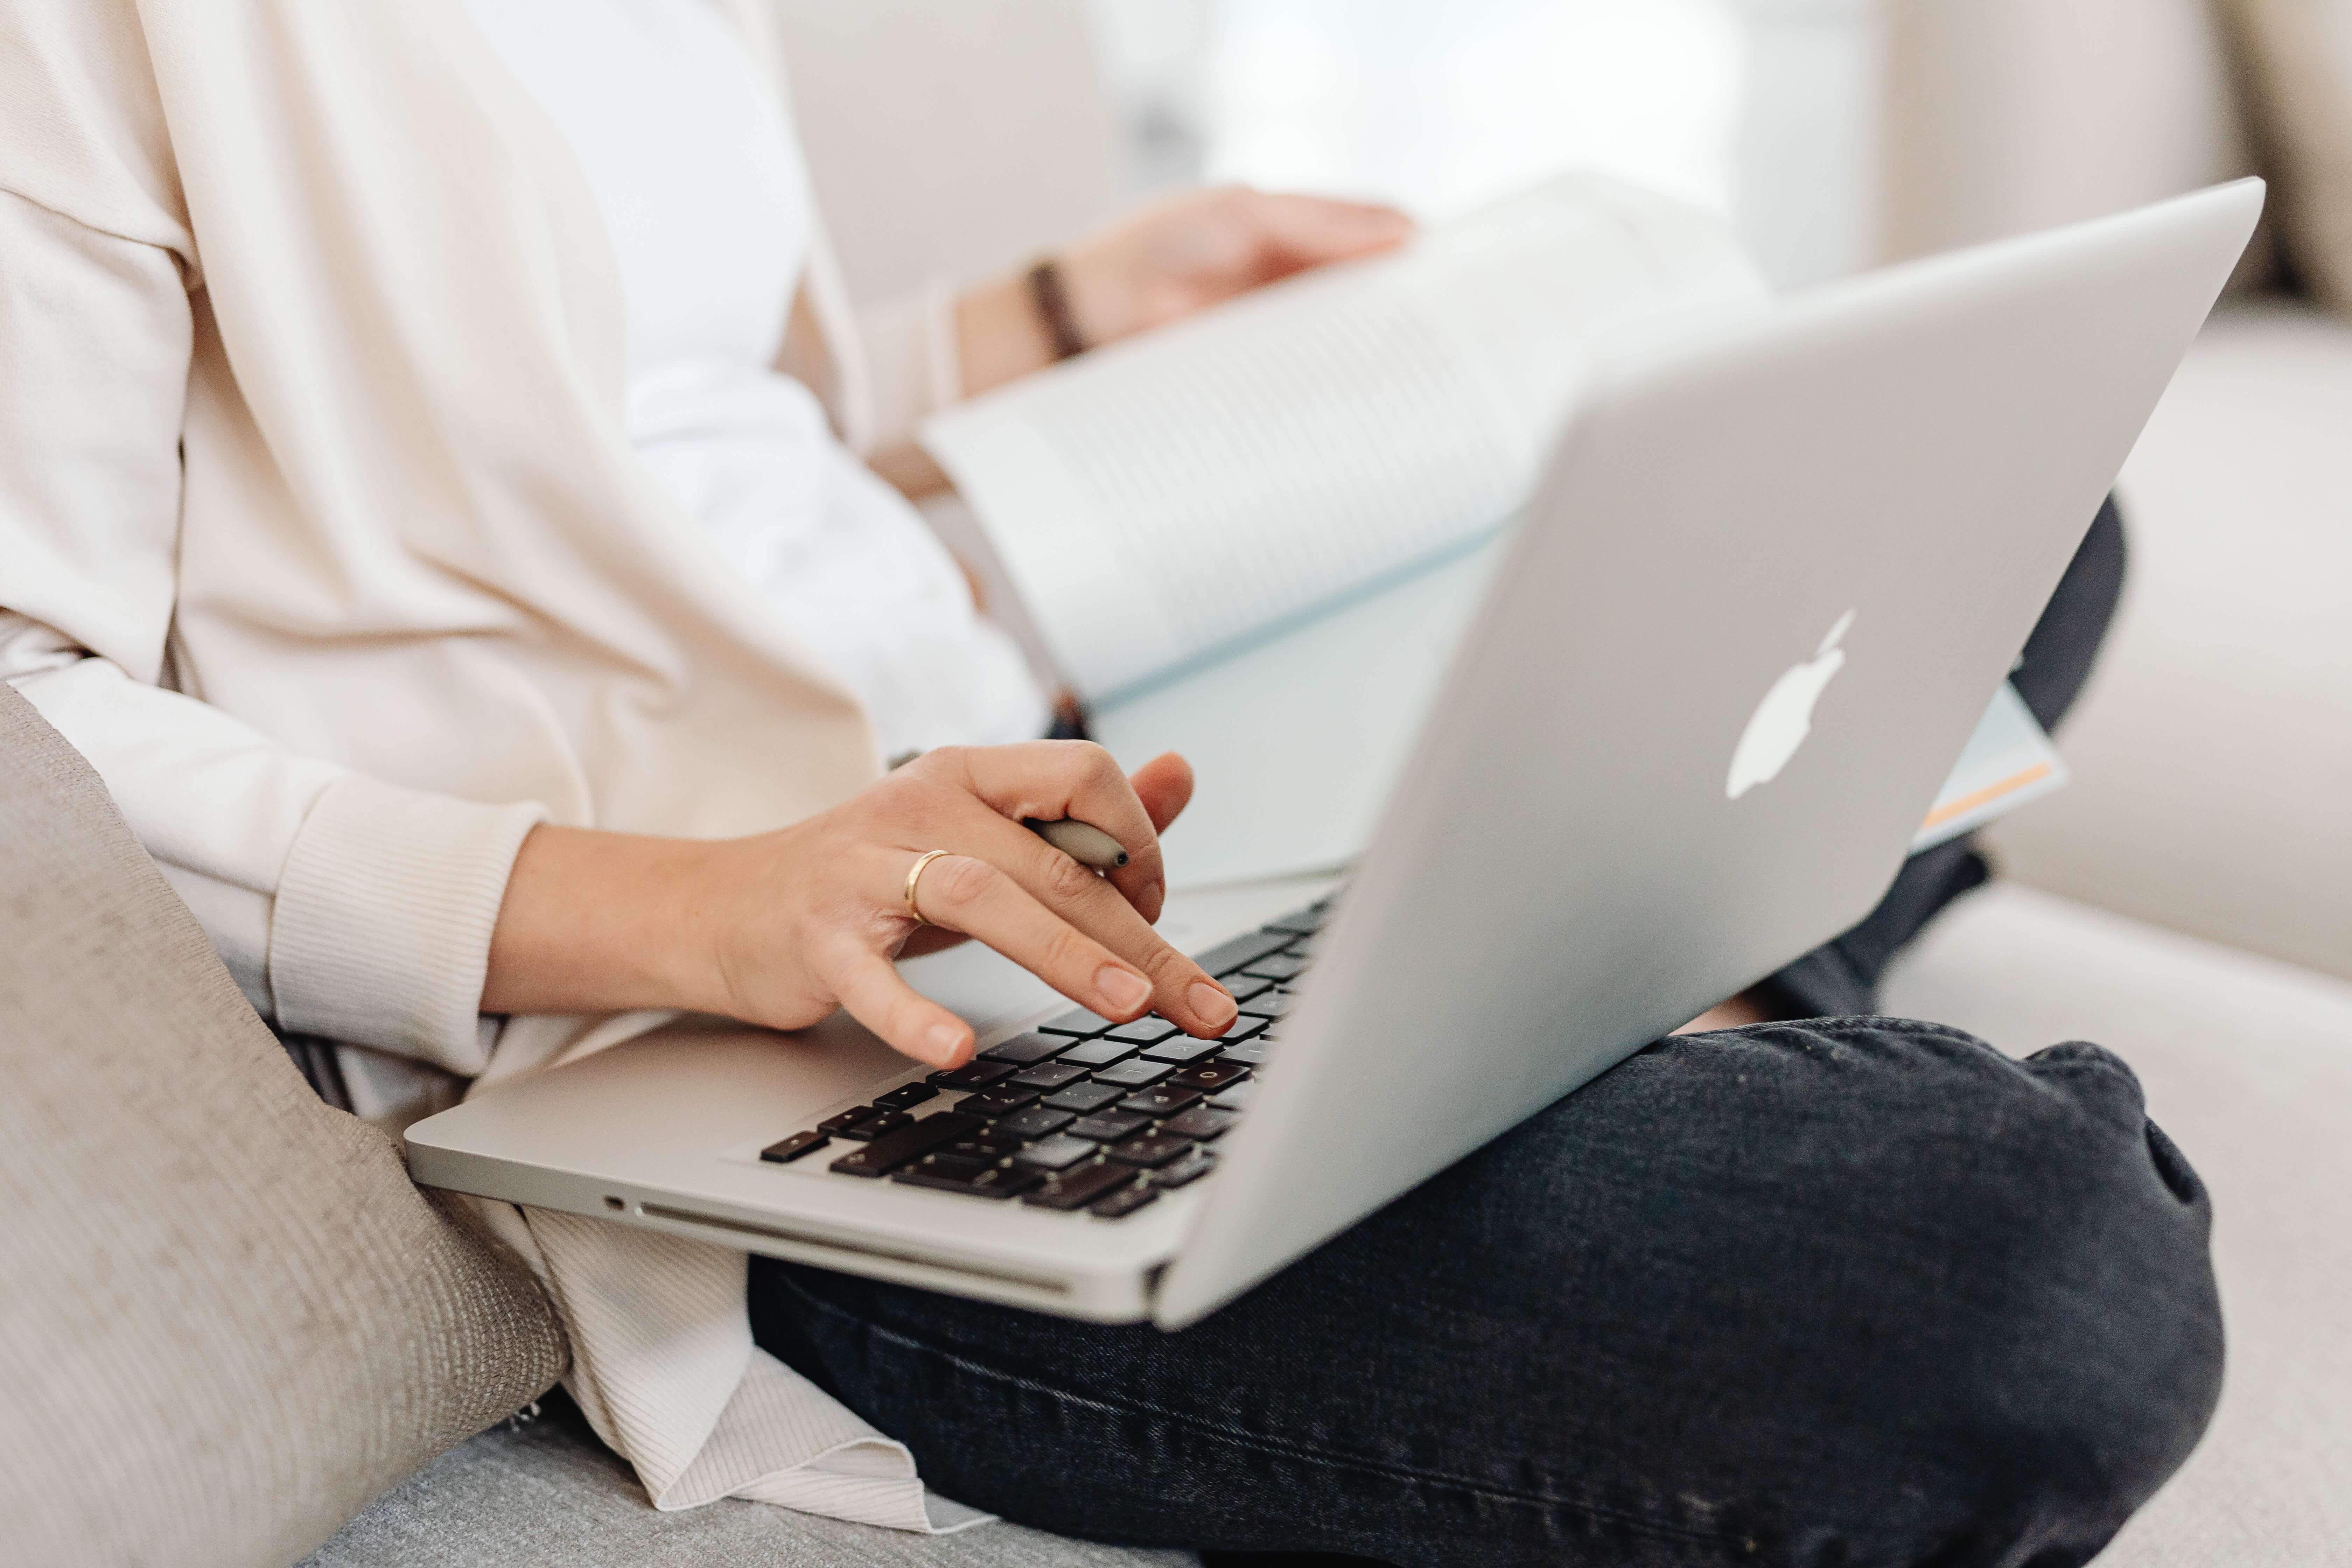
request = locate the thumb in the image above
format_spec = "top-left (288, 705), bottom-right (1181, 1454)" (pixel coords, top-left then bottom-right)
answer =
top-left (1248, 190), bottom-right (1416, 271)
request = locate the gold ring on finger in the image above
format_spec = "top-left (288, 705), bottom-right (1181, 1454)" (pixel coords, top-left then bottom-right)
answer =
top-left (904, 849), bottom-right (953, 925)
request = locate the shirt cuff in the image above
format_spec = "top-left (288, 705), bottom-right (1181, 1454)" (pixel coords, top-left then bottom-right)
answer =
top-left (856, 279), bottom-right (964, 455)
top-left (268, 775), bottom-right (548, 1074)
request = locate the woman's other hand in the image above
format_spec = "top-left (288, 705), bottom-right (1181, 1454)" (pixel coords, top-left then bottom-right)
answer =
top-left (956, 187), bottom-right (1413, 397)
top-left (1059, 185), bottom-right (1414, 346)
top-left (482, 745), bottom-right (1238, 1069)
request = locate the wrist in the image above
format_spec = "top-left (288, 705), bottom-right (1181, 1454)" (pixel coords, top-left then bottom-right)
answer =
top-left (955, 252), bottom-right (1138, 398)
top-left (1051, 241), bottom-right (1142, 349)
top-left (483, 825), bottom-right (730, 1017)
top-left (954, 271), bottom-right (1059, 398)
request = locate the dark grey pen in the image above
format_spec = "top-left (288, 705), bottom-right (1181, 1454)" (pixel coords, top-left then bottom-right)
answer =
top-left (1023, 818), bottom-right (1128, 869)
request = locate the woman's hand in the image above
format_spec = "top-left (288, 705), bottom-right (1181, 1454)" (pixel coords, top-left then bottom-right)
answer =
top-left (482, 744), bottom-right (1237, 1069)
top-left (1058, 185), bottom-right (1415, 346)
top-left (955, 186), bottom-right (1414, 397)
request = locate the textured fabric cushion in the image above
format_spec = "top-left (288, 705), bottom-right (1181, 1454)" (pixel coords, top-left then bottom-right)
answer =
top-left (305, 1394), bottom-right (1199, 1568)
top-left (1984, 301), bottom-right (2352, 981)
top-left (2224, 0), bottom-right (2352, 312)
top-left (1881, 0), bottom-right (2259, 266)
top-left (0, 684), bottom-right (568, 1567)
top-left (1884, 882), bottom-right (2352, 1565)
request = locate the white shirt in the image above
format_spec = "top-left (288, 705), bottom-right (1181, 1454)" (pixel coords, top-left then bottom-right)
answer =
top-left (463, 0), bottom-right (1045, 761)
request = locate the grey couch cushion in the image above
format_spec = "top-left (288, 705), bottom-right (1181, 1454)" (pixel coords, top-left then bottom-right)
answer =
top-left (306, 1395), bottom-right (1198, 1568)
top-left (0, 685), bottom-right (568, 1567)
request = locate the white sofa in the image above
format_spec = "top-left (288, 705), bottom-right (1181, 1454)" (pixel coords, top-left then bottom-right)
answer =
top-left (1864, 2), bottom-right (2352, 1560)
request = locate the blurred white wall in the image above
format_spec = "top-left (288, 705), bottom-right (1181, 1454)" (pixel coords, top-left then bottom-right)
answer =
top-left (1091, 0), bottom-right (2258, 292)
top-left (1091, 0), bottom-right (1743, 223)
top-left (1726, 0), bottom-right (1887, 287)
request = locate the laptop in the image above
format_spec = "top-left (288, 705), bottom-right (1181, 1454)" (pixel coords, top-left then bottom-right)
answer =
top-left (405, 180), bottom-right (2261, 1330)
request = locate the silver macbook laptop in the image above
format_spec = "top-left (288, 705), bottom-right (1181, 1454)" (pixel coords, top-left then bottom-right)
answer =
top-left (405, 181), bottom-right (2261, 1330)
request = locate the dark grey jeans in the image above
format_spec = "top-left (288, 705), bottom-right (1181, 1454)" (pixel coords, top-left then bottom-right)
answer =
top-left (753, 500), bottom-right (2222, 1566)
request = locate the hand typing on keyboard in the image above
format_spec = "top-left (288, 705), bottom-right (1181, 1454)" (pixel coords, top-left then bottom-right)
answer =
top-left (758, 899), bottom-right (1330, 1218)
top-left (483, 742), bottom-right (1241, 1071)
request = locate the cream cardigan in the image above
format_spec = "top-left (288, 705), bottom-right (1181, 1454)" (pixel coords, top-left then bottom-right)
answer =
top-left (1, 0), bottom-right (999, 1531)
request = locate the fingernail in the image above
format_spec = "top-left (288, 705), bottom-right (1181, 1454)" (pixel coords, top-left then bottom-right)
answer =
top-left (1097, 967), bottom-right (1152, 1014)
top-left (926, 1022), bottom-right (968, 1064)
top-left (1189, 981), bottom-right (1238, 1028)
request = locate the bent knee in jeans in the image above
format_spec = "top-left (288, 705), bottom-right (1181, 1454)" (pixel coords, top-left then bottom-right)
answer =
top-left (1450, 1018), bottom-right (2224, 1565)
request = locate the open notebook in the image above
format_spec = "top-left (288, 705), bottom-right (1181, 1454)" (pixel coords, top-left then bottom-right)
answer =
top-left (923, 174), bottom-right (2063, 887)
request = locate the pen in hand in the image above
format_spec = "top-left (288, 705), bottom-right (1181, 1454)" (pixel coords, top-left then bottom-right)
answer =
top-left (891, 743), bottom-right (1129, 872)
top-left (1024, 817), bottom-right (1128, 870)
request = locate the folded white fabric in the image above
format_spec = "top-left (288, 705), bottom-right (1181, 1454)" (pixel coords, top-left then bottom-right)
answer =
top-left (476, 1202), bottom-right (991, 1533)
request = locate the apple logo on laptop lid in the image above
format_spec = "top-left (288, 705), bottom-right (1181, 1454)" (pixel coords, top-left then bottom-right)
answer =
top-left (1727, 609), bottom-right (1855, 800)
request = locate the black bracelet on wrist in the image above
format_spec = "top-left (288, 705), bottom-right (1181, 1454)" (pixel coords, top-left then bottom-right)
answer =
top-left (1026, 257), bottom-right (1088, 362)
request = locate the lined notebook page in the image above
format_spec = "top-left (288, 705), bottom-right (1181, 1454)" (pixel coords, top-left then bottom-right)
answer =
top-left (923, 174), bottom-right (1766, 702)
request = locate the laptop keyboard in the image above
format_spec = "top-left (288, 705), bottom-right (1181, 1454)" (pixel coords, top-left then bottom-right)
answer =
top-left (756, 897), bottom-right (1327, 1219)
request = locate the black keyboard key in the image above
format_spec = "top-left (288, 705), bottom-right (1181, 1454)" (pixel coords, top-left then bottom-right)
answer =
top-left (1192, 929), bottom-right (1296, 977)
top-left (1089, 1058), bottom-right (1172, 1090)
top-left (981, 1032), bottom-right (1068, 1065)
top-left (1052, 1037), bottom-right (1138, 1068)
top-left (827, 1112), bottom-right (986, 1177)
top-left (956, 1088), bottom-right (1042, 1118)
top-left (1209, 1082), bottom-right (1258, 1112)
top-left (874, 1082), bottom-right (940, 1112)
top-left (1008, 1060), bottom-right (1091, 1092)
top-left (930, 1059), bottom-right (1018, 1091)
top-left (1042, 1080), bottom-right (1126, 1114)
top-left (892, 1161), bottom-right (1043, 1200)
top-left (1023, 1161), bottom-right (1140, 1210)
top-left (1118, 1086), bottom-right (1201, 1119)
top-left (904, 1153), bottom-right (994, 1182)
top-left (836, 1110), bottom-right (912, 1142)
top-left (1064, 1111), bottom-right (1151, 1143)
top-left (1154, 1150), bottom-right (1218, 1188)
top-left (1107, 1133), bottom-right (1194, 1168)
top-left (759, 1130), bottom-right (830, 1163)
top-left (1215, 1040), bottom-right (1270, 1068)
top-left (1216, 974), bottom-right (1273, 1004)
top-left (1041, 1005), bottom-right (1121, 1036)
top-left (1160, 1106), bottom-right (1238, 1142)
top-left (1263, 905), bottom-right (1326, 936)
top-left (941, 1130), bottom-right (1025, 1161)
top-left (1139, 1036), bottom-right (1223, 1066)
top-left (1091, 1183), bottom-right (1162, 1219)
top-left (1240, 953), bottom-right (1307, 982)
top-left (1239, 989), bottom-right (1295, 1018)
top-left (1169, 1061), bottom-right (1249, 1094)
top-left (993, 1104), bottom-right (1075, 1141)
top-left (1218, 1017), bottom-right (1269, 1044)
top-left (1011, 1134), bottom-right (1098, 1170)
top-left (1102, 1015), bottom-right (1182, 1045)
top-left (818, 1107), bottom-right (882, 1136)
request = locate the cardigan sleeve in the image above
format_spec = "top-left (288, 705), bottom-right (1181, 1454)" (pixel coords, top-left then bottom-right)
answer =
top-left (779, 197), bottom-right (969, 458)
top-left (0, 188), bottom-right (545, 1075)
top-left (853, 280), bottom-right (965, 456)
